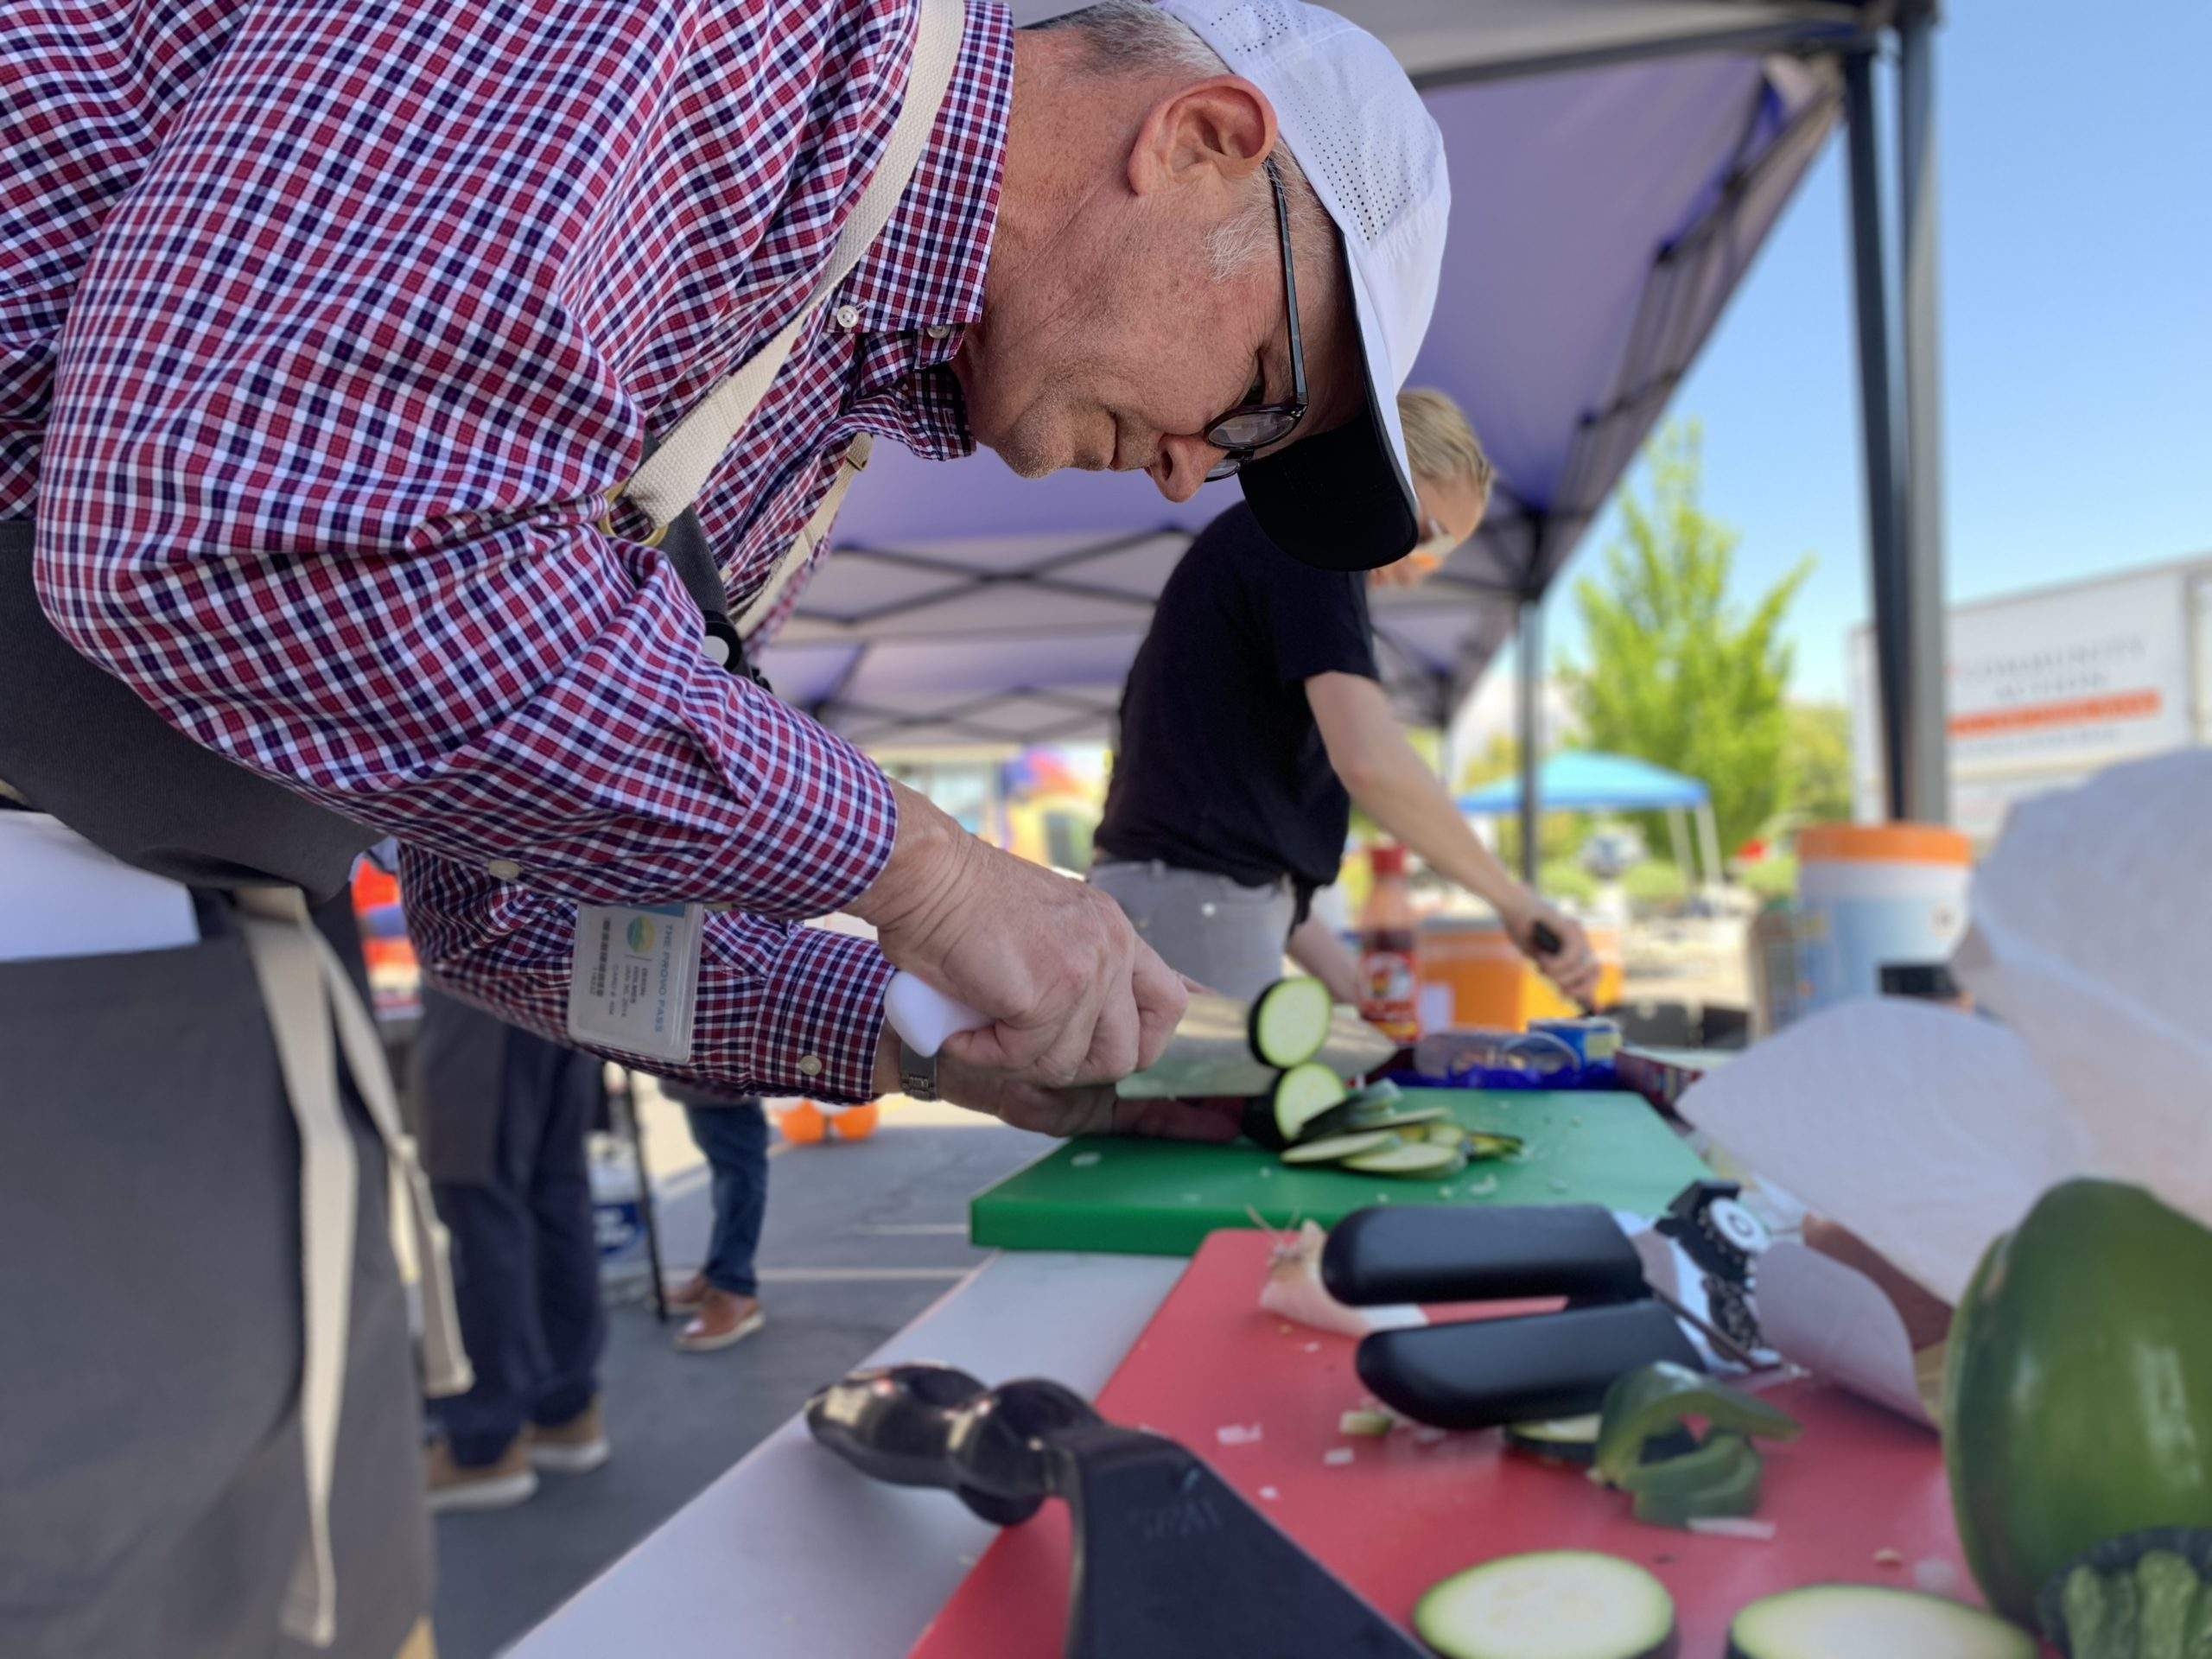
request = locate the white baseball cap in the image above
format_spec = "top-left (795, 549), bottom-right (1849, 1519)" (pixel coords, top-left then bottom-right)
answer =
top-left (1160, 0), bottom-right (1449, 570)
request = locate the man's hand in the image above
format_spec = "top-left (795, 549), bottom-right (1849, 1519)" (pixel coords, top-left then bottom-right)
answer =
top-left (1502, 896), bottom-right (1603, 1008)
top-left (870, 1031), bottom-right (1242, 1140)
top-left (853, 781), bottom-right (1187, 1087)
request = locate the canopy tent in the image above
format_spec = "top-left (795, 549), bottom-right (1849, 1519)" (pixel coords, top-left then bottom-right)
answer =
top-left (1459, 750), bottom-right (1708, 813)
top-left (1458, 748), bottom-right (1722, 886)
top-left (758, 0), bottom-right (1950, 853)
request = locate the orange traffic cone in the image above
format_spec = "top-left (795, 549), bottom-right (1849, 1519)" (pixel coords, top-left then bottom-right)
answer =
top-left (831, 1103), bottom-right (880, 1141)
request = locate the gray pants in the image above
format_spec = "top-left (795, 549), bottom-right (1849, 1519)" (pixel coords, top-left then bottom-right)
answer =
top-left (1088, 860), bottom-right (1297, 1001)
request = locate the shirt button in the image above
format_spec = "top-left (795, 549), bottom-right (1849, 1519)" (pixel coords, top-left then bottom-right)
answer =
top-left (797, 1055), bottom-right (824, 1078)
top-left (925, 324), bottom-right (951, 340)
top-left (1200, 901), bottom-right (1218, 918)
top-left (702, 633), bottom-right (732, 667)
top-left (486, 859), bottom-right (522, 881)
top-left (832, 303), bottom-right (861, 332)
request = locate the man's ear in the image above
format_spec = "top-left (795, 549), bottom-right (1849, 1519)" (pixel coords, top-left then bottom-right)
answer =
top-left (1125, 75), bottom-right (1276, 197)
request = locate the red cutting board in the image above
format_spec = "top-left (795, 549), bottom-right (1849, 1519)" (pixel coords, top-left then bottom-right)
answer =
top-left (913, 1229), bottom-right (1977, 1658)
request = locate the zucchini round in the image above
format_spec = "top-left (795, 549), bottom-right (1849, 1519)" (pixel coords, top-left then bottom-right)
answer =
top-left (1414, 1551), bottom-right (1677, 1659)
top-left (1279, 1129), bottom-right (1402, 1166)
top-left (1504, 1416), bottom-right (1698, 1469)
top-left (1272, 1062), bottom-right (1349, 1142)
top-left (1726, 1586), bottom-right (2035, 1659)
top-left (1342, 1140), bottom-right (1465, 1179)
top-left (1249, 976), bottom-right (1334, 1068)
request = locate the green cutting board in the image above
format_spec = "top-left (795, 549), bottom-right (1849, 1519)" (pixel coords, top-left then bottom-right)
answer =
top-left (969, 1088), bottom-right (1712, 1256)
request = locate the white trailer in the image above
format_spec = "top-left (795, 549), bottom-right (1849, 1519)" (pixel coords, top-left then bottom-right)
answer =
top-left (1848, 555), bottom-right (2212, 841)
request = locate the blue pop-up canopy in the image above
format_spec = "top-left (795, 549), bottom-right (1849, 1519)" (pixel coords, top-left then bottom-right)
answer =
top-left (1459, 749), bottom-right (1722, 884)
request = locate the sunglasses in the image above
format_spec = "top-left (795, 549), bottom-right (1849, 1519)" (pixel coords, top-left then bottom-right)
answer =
top-left (1203, 160), bottom-right (1309, 482)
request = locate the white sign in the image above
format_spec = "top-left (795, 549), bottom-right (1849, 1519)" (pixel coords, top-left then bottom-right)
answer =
top-left (1849, 563), bottom-right (2202, 839)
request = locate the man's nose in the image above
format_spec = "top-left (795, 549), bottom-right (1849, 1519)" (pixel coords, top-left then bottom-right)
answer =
top-left (1148, 435), bottom-right (1223, 504)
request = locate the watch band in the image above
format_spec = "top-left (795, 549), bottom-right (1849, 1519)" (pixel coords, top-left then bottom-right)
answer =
top-left (898, 1036), bottom-right (940, 1102)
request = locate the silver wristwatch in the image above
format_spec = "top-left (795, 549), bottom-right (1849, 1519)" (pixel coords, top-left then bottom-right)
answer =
top-left (898, 1036), bottom-right (940, 1102)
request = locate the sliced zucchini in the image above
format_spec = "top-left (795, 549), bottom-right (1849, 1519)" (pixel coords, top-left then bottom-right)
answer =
top-left (1426, 1122), bottom-right (1471, 1148)
top-left (1249, 976), bottom-right (1334, 1068)
top-left (1726, 1586), bottom-right (2036, 1659)
top-left (1504, 1415), bottom-right (1696, 1469)
top-left (1415, 1551), bottom-right (1678, 1659)
top-left (1341, 1141), bottom-right (1466, 1179)
top-left (1272, 1062), bottom-right (1348, 1142)
top-left (1340, 1078), bottom-right (1404, 1115)
top-left (1298, 1099), bottom-right (1446, 1144)
top-left (1280, 1129), bottom-right (1402, 1166)
top-left (1465, 1130), bottom-right (1527, 1160)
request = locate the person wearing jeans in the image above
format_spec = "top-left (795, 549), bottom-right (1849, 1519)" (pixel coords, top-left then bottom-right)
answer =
top-left (664, 1084), bottom-right (771, 1353)
top-left (413, 986), bottom-right (610, 1510)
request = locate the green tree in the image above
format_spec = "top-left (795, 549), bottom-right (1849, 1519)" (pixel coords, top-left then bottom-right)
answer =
top-left (1556, 422), bottom-right (1812, 855)
top-left (1783, 702), bottom-right (1855, 827)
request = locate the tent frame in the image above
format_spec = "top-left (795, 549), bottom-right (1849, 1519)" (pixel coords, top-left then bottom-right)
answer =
top-left (1516, 0), bottom-right (1947, 880)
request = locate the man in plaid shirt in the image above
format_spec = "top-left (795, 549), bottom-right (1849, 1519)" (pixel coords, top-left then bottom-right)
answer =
top-left (3, 0), bottom-right (1450, 1649)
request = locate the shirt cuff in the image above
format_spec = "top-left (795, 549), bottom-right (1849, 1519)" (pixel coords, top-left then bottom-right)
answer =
top-left (722, 925), bottom-right (894, 1103)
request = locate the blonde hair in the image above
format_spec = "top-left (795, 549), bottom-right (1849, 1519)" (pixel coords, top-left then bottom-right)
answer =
top-left (1398, 386), bottom-right (1494, 502)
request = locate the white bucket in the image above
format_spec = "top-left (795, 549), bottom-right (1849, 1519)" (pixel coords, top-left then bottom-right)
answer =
top-left (1794, 823), bottom-right (1973, 1014)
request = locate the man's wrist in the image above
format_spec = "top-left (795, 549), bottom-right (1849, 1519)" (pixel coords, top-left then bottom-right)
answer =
top-left (849, 779), bottom-right (966, 939)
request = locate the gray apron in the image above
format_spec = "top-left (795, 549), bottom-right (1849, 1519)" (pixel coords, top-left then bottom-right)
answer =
top-left (0, 925), bottom-right (426, 1659)
top-left (0, 521), bottom-right (466, 1657)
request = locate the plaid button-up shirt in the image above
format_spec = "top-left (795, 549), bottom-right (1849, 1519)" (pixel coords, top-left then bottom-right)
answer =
top-left (3, 0), bottom-right (1014, 1098)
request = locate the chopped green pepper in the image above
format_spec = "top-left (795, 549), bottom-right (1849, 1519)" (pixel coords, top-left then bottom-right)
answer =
top-left (1626, 1433), bottom-right (1763, 1527)
top-left (1591, 1363), bottom-right (1802, 1490)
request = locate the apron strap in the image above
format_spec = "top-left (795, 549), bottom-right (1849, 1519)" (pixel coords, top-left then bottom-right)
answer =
top-left (608, 0), bottom-right (962, 541)
top-left (236, 886), bottom-right (471, 1650)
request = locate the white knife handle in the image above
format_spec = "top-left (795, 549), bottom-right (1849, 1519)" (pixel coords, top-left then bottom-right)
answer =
top-left (884, 971), bottom-right (988, 1058)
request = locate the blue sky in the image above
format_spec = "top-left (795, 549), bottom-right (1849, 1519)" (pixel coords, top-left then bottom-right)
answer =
top-left (1532, 0), bottom-right (2212, 703)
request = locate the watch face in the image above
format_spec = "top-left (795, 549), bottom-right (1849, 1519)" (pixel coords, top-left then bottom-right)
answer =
top-left (1707, 1198), bottom-right (1770, 1256)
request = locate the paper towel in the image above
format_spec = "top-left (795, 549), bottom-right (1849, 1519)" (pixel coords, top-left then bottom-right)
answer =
top-left (1675, 999), bottom-right (2092, 1303)
top-left (1952, 749), bottom-right (2212, 1232)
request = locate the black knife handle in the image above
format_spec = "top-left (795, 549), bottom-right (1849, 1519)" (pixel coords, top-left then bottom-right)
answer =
top-left (1530, 920), bottom-right (1562, 955)
top-left (804, 1363), bottom-right (1100, 1525)
top-left (1357, 1301), bottom-right (1702, 1429)
top-left (1321, 1205), bottom-right (1649, 1307)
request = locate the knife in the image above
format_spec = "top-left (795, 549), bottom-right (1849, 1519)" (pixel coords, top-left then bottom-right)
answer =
top-left (884, 972), bottom-right (1395, 1099)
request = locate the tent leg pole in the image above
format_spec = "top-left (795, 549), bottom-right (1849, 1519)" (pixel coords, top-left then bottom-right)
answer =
top-left (1668, 807), bottom-right (1694, 887)
top-left (1516, 599), bottom-right (1543, 887)
top-left (1697, 803), bottom-right (1724, 894)
top-left (1896, 5), bottom-right (1951, 823)
top-left (1844, 48), bottom-right (1910, 823)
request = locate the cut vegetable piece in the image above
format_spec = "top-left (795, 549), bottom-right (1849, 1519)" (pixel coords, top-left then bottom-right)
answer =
top-left (1342, 1141), bottom-right (1466, 1179)
top-left (1503, 1415), bottom-right (1602, 1465)
top-left (1618, 1431), bottom-right (1758, 1500)
top-left (1339, 1078), bottom-right (1403, 1116)
top-left (1414, 1551), bottom-right (1678, 1659)
top-left (1592, 1362), bottom-right (1802, 1489)
top-left (1425, 1122), bottom-right (1471, 1148)
top-left (1300, 1100), bottom-right (1449, 1143)
top-left (1726, 1586), bottom-right (2037, 1659)
top-left (1280, 1129), bottom-right (1402, 1166)
top-left (1628, 1435), bottom-right (1763, 1529)
top-left (1465, 1131), bottom-right (1527, 1160)
top-left (1249, 976), bottom-right (1333, 1068)
top-left (1507, 1415), bottom-right (1697, 1467)
top-left (1339, 1408), bottom-right (1395, 1437)
top-left (2035, 1530), bottom-right (2212, 1652)
top-left (1271, 1063), bottom-right (1348, 1142)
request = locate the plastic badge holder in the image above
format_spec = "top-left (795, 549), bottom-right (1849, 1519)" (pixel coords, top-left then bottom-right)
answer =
top-left (1402, 1027), bottom-right (1584, 1090)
